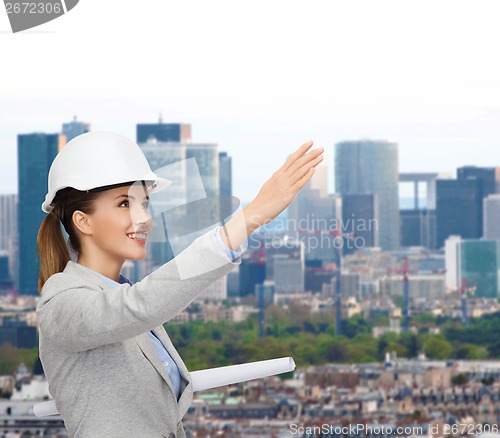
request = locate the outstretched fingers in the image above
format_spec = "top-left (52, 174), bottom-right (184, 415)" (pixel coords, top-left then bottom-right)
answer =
top-left (291, 163), bottom-right (316, 193)
top-left (282, 140), bottom-right (314, 173)
top-left (288, 147), bottom-right (324, 185)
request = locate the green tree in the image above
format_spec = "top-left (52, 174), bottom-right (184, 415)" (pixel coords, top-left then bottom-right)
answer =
top-left (424, 336), bottom-right (453, 359)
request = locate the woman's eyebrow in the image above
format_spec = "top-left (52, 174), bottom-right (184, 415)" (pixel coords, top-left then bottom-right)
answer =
top-left (115, 195), bottom-right (150, 201)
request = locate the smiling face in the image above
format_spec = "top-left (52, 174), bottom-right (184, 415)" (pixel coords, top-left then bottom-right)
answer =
top-left (73, 183), bottom-right (153, 272)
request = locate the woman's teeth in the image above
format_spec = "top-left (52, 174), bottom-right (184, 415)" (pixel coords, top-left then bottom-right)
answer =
top-left (127, 233), bottom-right (147, 241)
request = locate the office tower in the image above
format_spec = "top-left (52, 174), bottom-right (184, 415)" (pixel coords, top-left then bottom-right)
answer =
top-left (445, 235), bottom-right (461, 291)
top-left (0, 320), bottom-right (38, 348)
top-left (457, 166), bottom-right (500, 237)
top-left (0, 252), bottom-right (11, 288)
top-left (239, 261), bottom-right (266, 298)
top-left (0, 194), bottom-right (17, 287)
top-left (484, 194), bottom-right (500, 240)
top-left (288, 193), bottom-right (341, 263)
top-left (288, 165), bottom-right (341, 264)
top-left (335, 140), bottom-right (399, 250)
top-left (305, 265), bottom-right (336, 293)
top-left (8, 233), bottom-right (18, 290)
top-left (436, 178), bottom-right (482, 249)
top-left (399, 173), bottom-right (438, 249)
top-left (62, 115), bottom-right (90, 142)
top-left (219, 151), bottom-right (233, 223)
top-left (457, 166), bottom-right (500, 198)
top-left (136, 118), bottom-right (191, 143)
top-left (288, 162), bottom-right (332, 227)
top-left (264, 236), bottom-right (304, 282)
top-left (185, 143), bottom-right (222, 226)
top-left (445, 236), bottom-right (498, 298)
top-left (273, 254), bottom-right (304, 293)
top-left (308, 162), bottom-right (328, 198)
top-left (400, 209), bottom-right (436, 248)
top-left (342, 193), bottom-right (379, 254)
top-left (0, 194), bottom-right (17, 252)
top-left (18, 133), bottom-right (64, 295)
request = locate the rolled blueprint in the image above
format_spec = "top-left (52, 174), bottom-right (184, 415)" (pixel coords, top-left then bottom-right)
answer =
top-left (190, 356), bottom-right (295, 392)
top-left (33, 356), bottom-right (296, 417)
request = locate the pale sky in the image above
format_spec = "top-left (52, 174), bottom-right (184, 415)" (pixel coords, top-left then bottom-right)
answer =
top-left (1, 0), bottom-right (500, 203)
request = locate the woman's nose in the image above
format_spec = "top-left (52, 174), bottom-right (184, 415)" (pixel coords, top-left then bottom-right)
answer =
top-left (131, 206), bottom-right (151, 225)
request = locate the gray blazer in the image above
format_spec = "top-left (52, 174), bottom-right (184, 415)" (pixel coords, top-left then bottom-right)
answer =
top-left (36, 229), bottom-right (242, 438)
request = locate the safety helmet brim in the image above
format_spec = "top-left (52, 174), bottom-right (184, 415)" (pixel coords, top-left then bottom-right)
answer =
top-left (42, 175), bottom-right (172, 214)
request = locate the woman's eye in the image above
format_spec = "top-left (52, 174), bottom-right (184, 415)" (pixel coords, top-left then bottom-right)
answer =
top-left (119, 200), bottom-right (149, 209)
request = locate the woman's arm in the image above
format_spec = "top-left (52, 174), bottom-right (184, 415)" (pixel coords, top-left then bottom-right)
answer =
top-left (220, 140), bottom-right (324, 250)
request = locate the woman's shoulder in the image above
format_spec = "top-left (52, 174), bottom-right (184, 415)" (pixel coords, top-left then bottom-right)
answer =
top-left (38, 262), bottom-right (102, 306)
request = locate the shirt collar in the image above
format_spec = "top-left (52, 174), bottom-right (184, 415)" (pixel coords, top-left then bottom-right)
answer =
top-left (75, 263), bottom-right (133, 287)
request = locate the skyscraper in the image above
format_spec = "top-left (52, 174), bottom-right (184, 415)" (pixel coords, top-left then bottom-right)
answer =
top-left (136, 119), bottom-right (191, 143)
top-left (436, 178), bottom-right (482, 249)
top-left (399, 173), bottom-right (438, 249)
top-left (484, 194), bottom-right (500, 240)
top-left (18, 133), bottom-right (64, 295)
top-left (342, 193), bottom-right (379, 254)
top-left (335, 140), bottom-right (399, 250)
top-left (62, 116), bottom-right (90, 142)
top-left (445, 236), bottom-right (498, 298)
top-left (0, 194), bottom-right (17, 286)
top-left (457, 166), bottom-right (500, 237)
top-left (457, 166), bottom-right (500, 199)
top-left (219, 151), bottom-right (233, 223)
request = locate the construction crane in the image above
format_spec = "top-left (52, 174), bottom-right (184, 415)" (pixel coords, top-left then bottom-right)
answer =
top-left (386, 257), bottom-right (414, 332)
top-left (297, 226), bottom-right (353, 336)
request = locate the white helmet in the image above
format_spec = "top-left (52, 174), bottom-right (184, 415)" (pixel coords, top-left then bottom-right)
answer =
top-left (41, 131), bottom-right (172, 213)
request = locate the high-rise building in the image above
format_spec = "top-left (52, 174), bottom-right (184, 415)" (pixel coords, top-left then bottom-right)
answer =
top-left (436, 178), bottom-right (482, 249)
top-left (273, 254), bottom-right (304, 293)
top-left (0, 194), bottom-right (17, 252)
top-left (62, 115), bottom-right (90, 142)
top-left (400, 209), bottom-right (436, 249)
top-left (342, 193), bottom-right (379, 254)
top-left (484, 194), bottom-right (500, 240)
top-left (219, 151), bottom-right (233, 222)
top-left (457, 166), bottom-right (500, 198)
top-left (136, 118), bottom-right (191, 143)
top-left (445, 235), bottom-right (498, 298)
top-left (457, 166), bottom-right (500, 237)
top-left (18, 133), bottom-right (64, 295)
top-left (239, 260), bottom-right (266, 298)
top-left (0, 194), bottom-right (17, 286)
top-left (399, 173), bottom-right (438, 249)
top-left (335, 140), bottom-right (399, 250)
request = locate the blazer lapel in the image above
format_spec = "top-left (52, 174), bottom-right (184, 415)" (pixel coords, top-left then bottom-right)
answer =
top-left (134, 330), bottom-right (178, 401)
top-left (151, 325), bottom-right (194, 420)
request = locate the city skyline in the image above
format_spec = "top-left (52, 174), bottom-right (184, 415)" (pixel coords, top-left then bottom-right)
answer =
top-left (2, 1), bottom-right (500, 203)
top-left (0, 114), bottom-right (498, 204)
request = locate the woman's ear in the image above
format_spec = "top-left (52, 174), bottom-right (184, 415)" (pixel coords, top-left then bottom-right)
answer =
top-left (72, 210), bottom-right (93, 236)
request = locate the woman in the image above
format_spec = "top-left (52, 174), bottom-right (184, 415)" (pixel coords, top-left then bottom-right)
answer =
top-left (36, 131), bottom-right (324, 438)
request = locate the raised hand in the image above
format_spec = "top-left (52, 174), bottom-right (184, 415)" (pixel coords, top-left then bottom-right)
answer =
top-left (250, 140), bottom-right (324, 226)
top-left (220, 140), bottom-right (324, 251)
